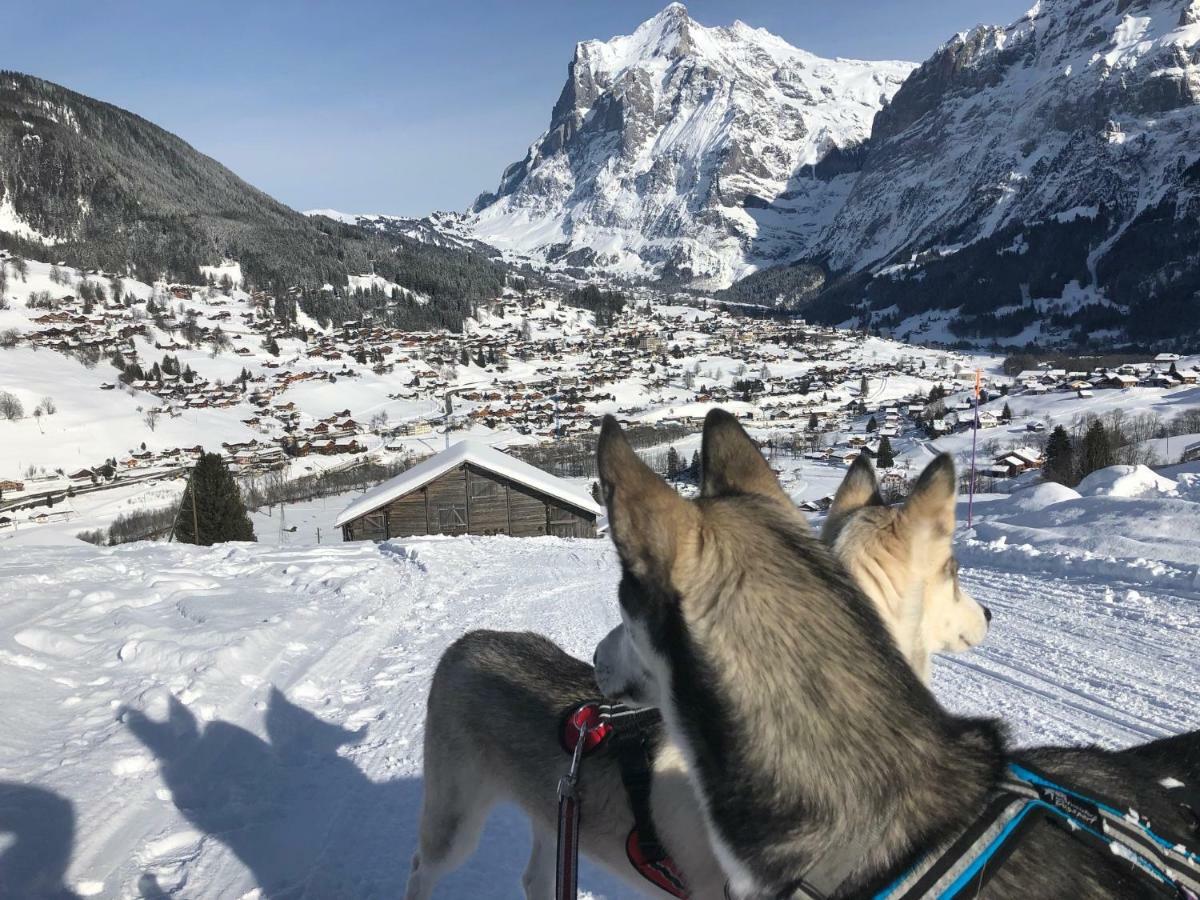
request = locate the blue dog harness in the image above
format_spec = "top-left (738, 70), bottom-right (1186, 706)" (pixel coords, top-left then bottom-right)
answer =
top-left (862, 762), bottom-right (1200, 900)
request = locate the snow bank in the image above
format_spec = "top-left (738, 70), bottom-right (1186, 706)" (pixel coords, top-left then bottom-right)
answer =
top-left (1001, 480), bottom-right (1081, 513)
top-left (1077, 464), bottom-right (1177, 498)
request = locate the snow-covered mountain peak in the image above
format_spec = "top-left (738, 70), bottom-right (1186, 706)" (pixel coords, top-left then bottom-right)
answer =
top-left (469, 5), bottom-right (915, 286)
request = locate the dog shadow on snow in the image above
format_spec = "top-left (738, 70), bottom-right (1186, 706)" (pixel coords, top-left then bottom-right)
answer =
top-left (0, 781), bottom-right (82, 899)
top-left (123, 687), bottom-right (598, 899)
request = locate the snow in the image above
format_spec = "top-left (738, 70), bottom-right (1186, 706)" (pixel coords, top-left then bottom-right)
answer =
top-left (1, 486), bottom-right (1198, 897)
top-left (2, 445), bottom-right (1200, 898)
top-left (334, 439), bottom-right (603, 528)
top-left (1076, 464), bottom-right (1177, 498)
top-left (1000, 480), bottom-right (1081, 513)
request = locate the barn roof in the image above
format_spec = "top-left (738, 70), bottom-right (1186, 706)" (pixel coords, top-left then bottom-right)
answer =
top-left (335, 440), bottom-right (603, 528)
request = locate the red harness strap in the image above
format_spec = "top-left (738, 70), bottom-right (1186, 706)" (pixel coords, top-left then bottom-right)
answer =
top-left (557, 701), bottom-right (691, 899)
top-left (627, 828), bottom-right (690, 898)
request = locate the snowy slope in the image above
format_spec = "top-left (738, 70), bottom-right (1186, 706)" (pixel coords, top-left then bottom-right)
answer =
top-left (469, 3), bottom-right (914, 287)
top-left (2, 489), bottom-right (1199, 898)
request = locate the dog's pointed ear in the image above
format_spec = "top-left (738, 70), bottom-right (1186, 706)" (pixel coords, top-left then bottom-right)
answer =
top-left (821, 453), bottom-right (883, 541)
top-left (700, 409), bottom-right (790, 505)
top-left (598, 415), bottom-right (696, 582)
top-left (902, 453), bottom-right (958, 538)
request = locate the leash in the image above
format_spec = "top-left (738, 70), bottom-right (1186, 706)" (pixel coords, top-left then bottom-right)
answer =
top-left (556, 719), bottom-right (590, 900)
top-left (557, 701), bottom-right (690, 899)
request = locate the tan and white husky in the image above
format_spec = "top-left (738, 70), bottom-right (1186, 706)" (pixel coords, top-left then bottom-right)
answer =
top-left (404, 440), bottom-right (991, 899)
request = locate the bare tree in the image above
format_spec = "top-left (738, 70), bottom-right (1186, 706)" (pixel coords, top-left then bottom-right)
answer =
top-left (0, 391), bottom-right (24, 420)
top-left (144, 409), bottom-right (160, 432)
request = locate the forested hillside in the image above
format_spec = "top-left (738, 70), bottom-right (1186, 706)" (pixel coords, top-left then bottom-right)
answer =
top-left (0, 73), bottom-right (510, 329)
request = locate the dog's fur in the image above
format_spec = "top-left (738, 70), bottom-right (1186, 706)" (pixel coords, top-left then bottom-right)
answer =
top-left (405, 450), bottom-right (993, 899)
top-left (593, 409), bottom-right (1197, 899)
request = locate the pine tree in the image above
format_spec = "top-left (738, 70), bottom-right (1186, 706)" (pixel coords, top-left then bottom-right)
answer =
top-left (866, 416), bottom-right (878, 432)
top-left (175, 452), bottom-right (256, 545)
top-left (666, 446), bottom-right (682, 478)
top-left (859, 375), bottom-right (869, 397)
top-left (876, 436), bottom-right (895, 469)
top-left (1043, 425), bottom-right (1074, 485)
top-left (1079, 420), bottom-right (1114, 480)
top-left (1001, 402), bottom-right (1012, 422)
top-left (688, 449), bottom-right (700, 478)
top-left (808, 412), bottom-right (819, 431)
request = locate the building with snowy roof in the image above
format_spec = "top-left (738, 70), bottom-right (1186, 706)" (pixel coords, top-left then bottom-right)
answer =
top-left (335, 440), bottom-right (603, 542)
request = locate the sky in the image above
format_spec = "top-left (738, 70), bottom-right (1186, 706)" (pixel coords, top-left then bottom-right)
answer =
top-left (5, 1), bottom-right (1033, 217)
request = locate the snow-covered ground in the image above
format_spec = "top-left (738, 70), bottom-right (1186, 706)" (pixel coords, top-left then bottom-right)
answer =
top-left (2, 468), bottom-right (1199, 899)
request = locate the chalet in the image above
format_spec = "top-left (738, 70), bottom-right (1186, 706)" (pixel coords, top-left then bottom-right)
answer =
top-left (0, 480), bottom-right (25, 493)
top-left (1154, 353), bottom-right (1181, 363)
top-left (336, 441), bottom-right (602, 542)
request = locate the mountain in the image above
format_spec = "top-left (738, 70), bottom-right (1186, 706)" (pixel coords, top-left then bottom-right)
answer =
top-left (0, 72), bottom-right (508, 327)
top-left (468, 4), bottom-right (915, 287)
top-left (303, 209), bottom-right (501, 256)
top-left (748, 0), bottom-right (1200, 345)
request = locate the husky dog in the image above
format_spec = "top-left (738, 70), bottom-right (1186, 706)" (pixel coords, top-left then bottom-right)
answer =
top-left (592, 409), bottom-right (1197, 899)
top-left (405, 449), bottom-right (992, 899)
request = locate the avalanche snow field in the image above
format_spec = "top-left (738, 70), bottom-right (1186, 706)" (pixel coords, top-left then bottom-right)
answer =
top-left (1, 530), bottom-right (1198, 898)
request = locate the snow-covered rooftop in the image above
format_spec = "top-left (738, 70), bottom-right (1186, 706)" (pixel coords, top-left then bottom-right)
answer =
top-left (334, 440), bottom-right (603, 528)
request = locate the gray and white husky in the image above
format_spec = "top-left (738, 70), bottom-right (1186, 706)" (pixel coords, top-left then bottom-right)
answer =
top-left (592, 409), bottom-right (1198, 899)
top-left (405, 447), bottom-right (992, 899)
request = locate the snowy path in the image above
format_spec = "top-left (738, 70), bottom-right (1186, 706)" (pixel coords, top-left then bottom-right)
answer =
top-left (1, 536), bottom-right (1197, 899)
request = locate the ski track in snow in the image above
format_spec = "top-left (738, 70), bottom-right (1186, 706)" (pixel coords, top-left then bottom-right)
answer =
top-left (0, 536), bottom-right (1197, 898)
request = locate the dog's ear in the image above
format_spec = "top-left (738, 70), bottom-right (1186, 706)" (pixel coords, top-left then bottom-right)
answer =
top-left (598, 415), bottom-right (696, 582)
top-left (822, 453), bottom-right (882, 542)
top-left (700, 409), bottom-right (790, 505)
top-left (902, 453), bottom-right (958, 538)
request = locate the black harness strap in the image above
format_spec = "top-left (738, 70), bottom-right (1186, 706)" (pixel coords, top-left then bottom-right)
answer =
top-left (608, 705), bottom-right (668, 861)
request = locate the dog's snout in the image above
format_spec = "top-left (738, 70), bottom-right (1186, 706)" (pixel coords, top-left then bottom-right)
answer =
top-left (983, 605), bottom-right (993, 624)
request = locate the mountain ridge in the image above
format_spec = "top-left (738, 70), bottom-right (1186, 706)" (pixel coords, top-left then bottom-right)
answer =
top-left (0, 72), bottom-right (510, 330)
top-left (467, 4), bottom-right (915, 287)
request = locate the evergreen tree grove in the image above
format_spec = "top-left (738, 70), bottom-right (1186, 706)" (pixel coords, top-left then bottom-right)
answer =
top-left (666, 446), bottom-right (682, 478)
top-left (175, 452), bottom-right (256, 545)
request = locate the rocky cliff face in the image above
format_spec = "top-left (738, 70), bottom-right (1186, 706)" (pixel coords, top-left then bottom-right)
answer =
top-left (806, 0), bottom-right (1200, 344)
top-left (469, 4), bottom-right (914, 287)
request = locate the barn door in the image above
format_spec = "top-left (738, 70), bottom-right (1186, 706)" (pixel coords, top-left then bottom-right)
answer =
top-left (546, 505), bottom-right (583, 538)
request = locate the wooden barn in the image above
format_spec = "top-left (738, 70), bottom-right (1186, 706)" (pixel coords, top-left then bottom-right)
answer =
top-left (335, 441), bottom-right (603, 541)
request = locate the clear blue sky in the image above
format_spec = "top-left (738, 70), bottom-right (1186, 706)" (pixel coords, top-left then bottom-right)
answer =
top-left (6, 1), bottom-right (1032, 217)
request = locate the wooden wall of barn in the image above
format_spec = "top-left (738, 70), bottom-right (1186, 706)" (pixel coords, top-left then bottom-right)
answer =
top-left (340, 463), bottom-right (596, 541)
